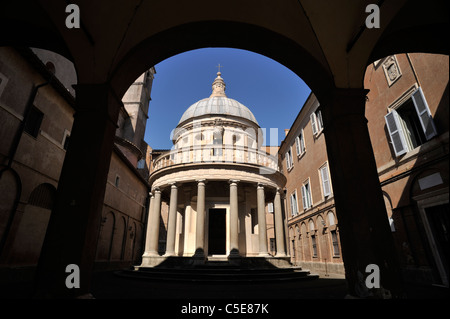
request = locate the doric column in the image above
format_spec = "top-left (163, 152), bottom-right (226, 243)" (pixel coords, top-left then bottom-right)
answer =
top-left (34, 83), bottom-right (122, 298)
top-left (145, 188), bottom-right (161, 256)
top-left (321, 88), bottom-right (403, 298)
top-left (165, 183), bottom-right (178, 256)
top-left (229, 180), bottom-right (240, 257)
top-left (142, 191), bottom-right (155, 257)
top-left (257, 183), bottom-right (269, 256)
top-left (274, 188), bottom-right (286, 257)
top-left (194, 179), bottom-right (206, 257)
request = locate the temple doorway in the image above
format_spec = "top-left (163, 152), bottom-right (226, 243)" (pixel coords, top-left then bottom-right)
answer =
top-left (208, 208), bottom-right (226, 255)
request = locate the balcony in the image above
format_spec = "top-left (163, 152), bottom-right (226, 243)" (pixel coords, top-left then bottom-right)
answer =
top-left (152, 144), bottom-right (280, 173)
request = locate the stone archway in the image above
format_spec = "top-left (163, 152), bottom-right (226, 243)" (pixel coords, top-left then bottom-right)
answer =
top-left (1, 0), bottom-right (446, 298)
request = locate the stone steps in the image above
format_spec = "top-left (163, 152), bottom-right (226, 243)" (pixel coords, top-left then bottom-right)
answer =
top-left (117, 266), bottom-right (319, 283)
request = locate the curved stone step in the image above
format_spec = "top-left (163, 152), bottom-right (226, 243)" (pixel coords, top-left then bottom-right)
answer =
top-left (116, 268), bottom-right (319, 283)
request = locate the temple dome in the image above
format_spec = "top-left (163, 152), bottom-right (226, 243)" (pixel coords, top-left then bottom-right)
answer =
top-left (178, 72), bottom-right (259, 126)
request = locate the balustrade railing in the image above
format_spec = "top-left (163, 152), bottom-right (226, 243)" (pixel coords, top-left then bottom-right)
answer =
top-left (152, 144), bottom-right (280, 173)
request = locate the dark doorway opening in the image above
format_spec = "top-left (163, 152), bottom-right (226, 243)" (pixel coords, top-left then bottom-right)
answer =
top-left (208, 208), bottom-right (226, 255)
top-left (425, 203), bottom-right (449, 285)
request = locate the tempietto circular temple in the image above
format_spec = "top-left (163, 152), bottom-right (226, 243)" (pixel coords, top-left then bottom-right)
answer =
top-left (138, 72), bottom-right (289, 268)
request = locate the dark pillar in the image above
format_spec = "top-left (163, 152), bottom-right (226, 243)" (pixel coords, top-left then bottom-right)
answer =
top-left (34, 83), bottom-right (121, 298)
top-left (321, 88), bottom-right (403, 298)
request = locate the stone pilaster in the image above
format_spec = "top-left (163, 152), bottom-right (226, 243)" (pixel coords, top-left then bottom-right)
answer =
top-left (194, 180), bottom-right (206, 258)
top-left (274, 188), bottom-right (286, 257)
top-left (257, 184), bottom-right (269, 256)
top-left (164, 183), bottom-right (178, 256)
top-left (229, 180), bottom-right (240, 257)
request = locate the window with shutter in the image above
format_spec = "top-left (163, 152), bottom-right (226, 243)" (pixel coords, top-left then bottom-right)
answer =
top-left (299, 129), bottom-right (305, 155)
top-left (384, 110), bottom-right (408, 156)
top-left (320, 165), bottom-right (331, 197)
top-left (301, 181), bottom-right (312, 210)
top-left (295, 136), bottom-right (301, 156)
top-left (285, 151), bottom-right (290, 170)
top-left (310, 113), bottom-right (317, 135)
top-left (289, 194), bottom-right (294, 215)
top-left (301, 185), bottom-right (307, 210)
top-left (385, 87), bottom-right (438, 157)
top-left (286, 147), bottom-right (293, 170)
top-left (316, 110), bottom-right (324, 131)
top-left (411, 87), bottom-right (437, 140)
top-left (290, 192), bottom-right (298, 216)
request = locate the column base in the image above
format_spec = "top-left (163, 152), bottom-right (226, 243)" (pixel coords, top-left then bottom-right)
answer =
top-left (139, 255), bottom-right (166, 268)
top-left (228, 249), bottom-right (240, 259)
top-left (163, 252), bottom-right (175, 257)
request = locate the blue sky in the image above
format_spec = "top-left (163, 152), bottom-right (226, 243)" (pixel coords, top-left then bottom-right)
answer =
top-left (144, 48), bottom-right (311, 150)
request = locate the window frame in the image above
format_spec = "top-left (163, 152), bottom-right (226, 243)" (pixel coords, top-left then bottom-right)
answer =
top-left (301, 179), bottom-right (313, 210)
top-left (385, 87), bottom-right (438, 157)
top-left (286, 146), bottom-right (294, 171)
top-left (319, 163), bottom-right (332, 198)
top-left (24, 105), bottom-right (44, 138)
top-left (310, 110), bottom-right (324, 136)
top-left (290, 190), bottom-right (299, 217)
top-left (295, 128), bottom-right (306, 157)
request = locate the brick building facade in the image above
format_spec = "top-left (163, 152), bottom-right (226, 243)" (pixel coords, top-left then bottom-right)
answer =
top-left (0, 47), bottom-right (155, 280)
top-left (280, 52), bottom-right (448, 286)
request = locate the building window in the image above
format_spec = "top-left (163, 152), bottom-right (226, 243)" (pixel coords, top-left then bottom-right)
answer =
top-left (327, 212), bottom-right (340, 256)
top-left (24, 106), bottom-right (44, 138)
top-left (286, 147), bottom-right (293, 170)
top-left (62, 130), bottom-right (70, 150)
top-left (212, 135), bottom-right (222, 156)
top-left (309, 220), bottom-right (317, 257)
top-left (331, 230), bottom-right (340, 256)
top-left (327, 211), bottom-right (336, 226)
top-left (290, 191), bottom-right (299, 217)
top-left (310, 110), bottom-right (323, 136)
top-left (115, 175), bottom-right (120, 187)
top-left (267, 202), bottom-right (274, 213)
top-left (384, 87), bottom-right (437, 157)
top-left (295, 129), bottom-right (306, 156)
top-left (301, 180), bottom-right (313, 210)
top-left (137, 159), bottom-right (146, 169)
top-left (232, 135), bottom-right (237, 145)
top-left (28, 183), bottom-right (56, 209)
top-left (319, 163), bottom-right (332, 198)
top-left (311, 235), bottom-right (317, 258)
top-left (270, 238), bottom-right (276, 254)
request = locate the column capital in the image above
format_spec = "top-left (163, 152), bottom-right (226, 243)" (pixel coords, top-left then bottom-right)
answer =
top-left (257, 183), bottom-right (265, 190)
top-left (229, 179), bottom-right (240, 185)
top-left (152, 187), bottom-right (161, 194)
top-left (169, 182), bottom-right (178, 189)
top-left (196, 179), bottom-right (206, 186)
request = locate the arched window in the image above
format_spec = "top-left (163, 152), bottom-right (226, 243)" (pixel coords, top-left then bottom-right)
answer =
top-left (327, 211), bottom-right (336, 226)
top-left (327, 211), bottom-right (340, 256)
top-left (28, 183), bottom-right (56, 209)
top-left (309, 220), bottom-right (317, 257)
